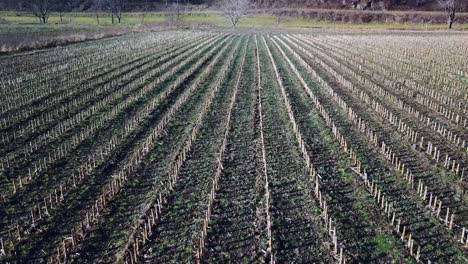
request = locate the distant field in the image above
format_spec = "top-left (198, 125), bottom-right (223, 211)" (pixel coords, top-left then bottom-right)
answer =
top-left (1, 11), bottom-right (468, 30)
top-left (0, 11), bottom-right (166, 26)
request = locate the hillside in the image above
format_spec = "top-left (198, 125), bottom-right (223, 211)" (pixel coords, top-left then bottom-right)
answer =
top-left (254, 0), bottom-right (468, 11)
top-left (1, 0), bottom-right (467, 12)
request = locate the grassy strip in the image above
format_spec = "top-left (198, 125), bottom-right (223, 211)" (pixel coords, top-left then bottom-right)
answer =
top-left (1, 12), bottom-right (468, 29)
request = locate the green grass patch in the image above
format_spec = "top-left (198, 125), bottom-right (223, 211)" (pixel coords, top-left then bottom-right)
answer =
top-left (1, 11), bottom-right (467, 30)
top-left (371, 234), bottom-right (412, 263)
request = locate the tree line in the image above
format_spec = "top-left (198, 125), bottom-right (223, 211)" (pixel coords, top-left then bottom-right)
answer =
top-left (20, 0), bottom-right (123, 24)
top-left (3, 0), bottom-right (461, 28)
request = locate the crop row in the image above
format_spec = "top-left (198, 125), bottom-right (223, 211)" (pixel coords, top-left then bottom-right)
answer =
top-left (274, 34), bottom-right (467, 262)
top-left (49, 35), bottom-right (239, 263)
top-left (0, 35), bottom-right (211, 172)
top-left (1, 31), bottom-right (466, 263)
top-left (290, 33), bottom-right (465, 237)
top-left (0, 33), bottom-right (230, 261)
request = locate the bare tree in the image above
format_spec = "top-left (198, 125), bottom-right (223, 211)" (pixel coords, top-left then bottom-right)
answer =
top-left (31, 0), bottom-right (50, 23)
top-left (55, 0), bottom-right (73, 24)
top-left (92, 0), bottom-right (104, 25)
top-left (106, 0), bottom-right (124, 24)
top-left (438, 0), bottom-right (457, 29)
top-left (140, 0), bottom-right (149, 24)
top-left (221, 0), bottom-right (251, 27)
top-left (167, 1), bottom-right (182, 27)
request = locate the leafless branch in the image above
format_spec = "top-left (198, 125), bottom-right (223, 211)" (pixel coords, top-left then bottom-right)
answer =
top-left (221, 0), bottom-right (251, 27)
top-left (106, 0), bottom-right (124, 24)
top-left (437, 0), bottom-right (457, 29)
top-left (30, 0), bottom-right (49, 24)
